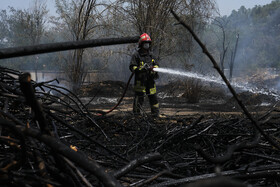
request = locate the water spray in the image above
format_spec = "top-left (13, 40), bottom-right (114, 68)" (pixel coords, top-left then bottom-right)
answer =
top-left (99, 66), bottom-right (279, 116)
top-left (153, 67), bottom-right (280, 100)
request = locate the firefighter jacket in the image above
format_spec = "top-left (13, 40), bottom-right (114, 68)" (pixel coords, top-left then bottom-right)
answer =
top-left (129, 49), bottom-right (159, 94)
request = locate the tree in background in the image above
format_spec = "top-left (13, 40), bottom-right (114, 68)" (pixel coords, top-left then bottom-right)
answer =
top-left (8, 0), bottom-right (280, 86)
top-left (112, 0), bottom-right (216, 62)
top-left (0, 10), bottom-right (9, 48)
top-left (4, 0), bottom-right (48, 47)
top-left (0, 0), bottom-right (48, 72)
top-left (55, 0), bottom-right (101, 92)
top-left (221, 1), bottom-right (280, 73)
top-left (207, 16), bottom-right (239, 80)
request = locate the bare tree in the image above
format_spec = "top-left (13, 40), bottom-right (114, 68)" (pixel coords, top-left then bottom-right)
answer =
top-left (213, 18), bottom-right (230, 73)
top-left (29, 0), bottom-right (48, 81)
top-left (112, 0), bottom-right (216, 61)
top-left (55, 0), bottom-right (100, 91)
top-left (211, 17), bottom-right (239, 79)
top-left (229, 33), bottom-right (239, 81)
top-left (175, 0), bottom-right (217, 68)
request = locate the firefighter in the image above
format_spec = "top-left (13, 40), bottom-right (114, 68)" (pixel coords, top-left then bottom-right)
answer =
top-left (129, 33), bottom-right (160, 117)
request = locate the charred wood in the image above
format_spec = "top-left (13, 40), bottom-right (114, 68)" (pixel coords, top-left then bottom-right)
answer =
top-left (0, 36), bottom-right (139, 59)
top-left (171, 9), bottom-right (280, 151)
top-left (0, 67), bottom-right (280, 186)
top-left (114, 152), bottom-right (162, 179)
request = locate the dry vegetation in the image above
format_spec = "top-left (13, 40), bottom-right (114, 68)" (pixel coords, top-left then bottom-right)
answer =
top-left (1, 66), bottom-right (280, 187)
top-left (1, 0), bottom-right (280, 186)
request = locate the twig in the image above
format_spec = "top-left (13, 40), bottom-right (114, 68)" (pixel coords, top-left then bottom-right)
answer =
top-left (114, 152), bottom-right (162, 179)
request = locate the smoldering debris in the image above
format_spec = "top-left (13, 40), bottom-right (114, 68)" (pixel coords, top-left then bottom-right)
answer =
top-left (0, 66), bottom-right (280, 187)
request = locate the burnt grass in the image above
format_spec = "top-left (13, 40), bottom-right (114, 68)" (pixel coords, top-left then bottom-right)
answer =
top-left (1, 71), bottom-right (280, 187)
top-left (80, 80), bottom-right (278, 113)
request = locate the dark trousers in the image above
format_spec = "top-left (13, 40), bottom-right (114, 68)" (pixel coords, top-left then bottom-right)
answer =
top-left (133, 92), bottom-right (159, 116)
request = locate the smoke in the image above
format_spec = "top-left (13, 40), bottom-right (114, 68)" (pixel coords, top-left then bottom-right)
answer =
top-left (228, 6), bottom-right (280, 75)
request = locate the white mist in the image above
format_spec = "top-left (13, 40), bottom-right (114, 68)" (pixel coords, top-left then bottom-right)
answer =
top-left (153, 67), bottom-right (280, 100)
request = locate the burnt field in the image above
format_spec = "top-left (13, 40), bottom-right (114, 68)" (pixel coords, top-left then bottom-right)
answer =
top-left (81, 78), bottom-right (279, 115)
top-left (1, 66), bottom-right (280, 187)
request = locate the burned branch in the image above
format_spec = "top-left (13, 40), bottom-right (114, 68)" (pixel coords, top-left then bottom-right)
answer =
top-left (170, 9), bottom-right (280, 151)
top-left (0, 67), bottom-right (280, 186)
top-left (0, 36), bottom-right (139, 59)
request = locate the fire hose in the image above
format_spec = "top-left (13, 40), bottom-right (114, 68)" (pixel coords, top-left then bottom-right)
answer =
top-left (97, 71), bottom-right (135, 116)
top-left (97, 64), bottom-right (154, 116)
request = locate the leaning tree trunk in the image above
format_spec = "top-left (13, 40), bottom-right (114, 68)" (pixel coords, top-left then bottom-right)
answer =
top-left (69, 48), bottom-right (87, 93)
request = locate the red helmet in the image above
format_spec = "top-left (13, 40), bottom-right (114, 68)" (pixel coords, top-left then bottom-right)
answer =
top-left (139, 33), bottom-right (151, 45)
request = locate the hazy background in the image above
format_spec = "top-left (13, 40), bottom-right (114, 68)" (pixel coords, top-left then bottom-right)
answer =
top-left (1, 0), bottom-right (274, 16)
top-left (0, 0), bottom-right (279, 92)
